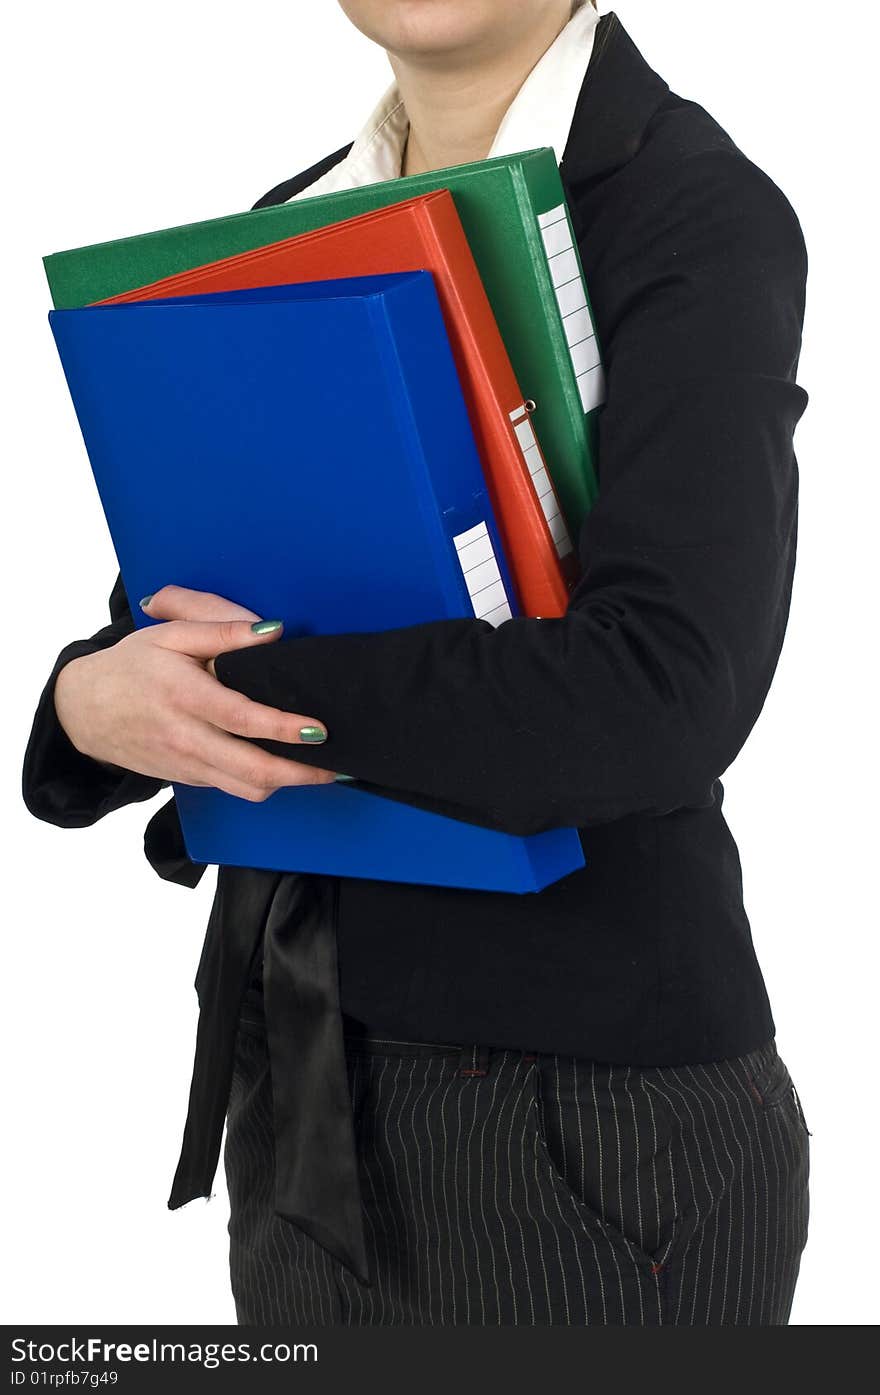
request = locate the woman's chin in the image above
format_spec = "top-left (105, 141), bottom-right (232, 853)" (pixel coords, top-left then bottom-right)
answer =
top-left (336, 0), bottom-right (554, 65)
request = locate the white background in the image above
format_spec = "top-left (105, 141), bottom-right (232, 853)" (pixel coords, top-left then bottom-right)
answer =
top-left (3, 0), bottom-right (876, 1326)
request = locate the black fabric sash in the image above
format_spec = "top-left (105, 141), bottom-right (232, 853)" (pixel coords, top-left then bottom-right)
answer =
top-left (164, 856), bottom-right (370, 1287)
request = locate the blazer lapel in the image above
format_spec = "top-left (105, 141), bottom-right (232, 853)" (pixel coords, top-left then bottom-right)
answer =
top-left (252, 141), bottom-right (353, 210)
top-left (559, 11), bottom-right (672, 191)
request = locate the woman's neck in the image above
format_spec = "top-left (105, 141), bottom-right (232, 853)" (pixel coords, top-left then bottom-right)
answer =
top-left (392, 2), bottom-right (573, 177)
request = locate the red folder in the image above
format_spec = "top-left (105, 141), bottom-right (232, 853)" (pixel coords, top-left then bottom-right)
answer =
top-left (101, 191), bottom-right (576, 617)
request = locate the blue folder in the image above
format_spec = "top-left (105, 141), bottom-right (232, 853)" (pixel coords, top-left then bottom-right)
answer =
top-left (49, 272), bottom-right (586, 891)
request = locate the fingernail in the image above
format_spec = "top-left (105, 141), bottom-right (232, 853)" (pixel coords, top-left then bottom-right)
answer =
top-left (334, 773), bottom-right (356, 782)
top-left (299, 725), bottom-right (328, 744)
top-left (251, 619), bottom-right (283, 635)
top-left (139, 593), bottom-right (154, 609)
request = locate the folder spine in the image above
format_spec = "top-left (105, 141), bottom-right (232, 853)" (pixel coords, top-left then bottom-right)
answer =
top-left (508, 401), bottom-right (574, 564)
top-left (535, 203), bottom-right (605, 419)
top-left (366, 279), bottom-right (517, 626)
top-left (508, 163), bottom-right (597, 531)
top-left (414, 199), bottom-right (575, 588)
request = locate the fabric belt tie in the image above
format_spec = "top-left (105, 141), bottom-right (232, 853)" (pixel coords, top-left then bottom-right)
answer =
top-left (164, 860), bottom-right (371, 1287)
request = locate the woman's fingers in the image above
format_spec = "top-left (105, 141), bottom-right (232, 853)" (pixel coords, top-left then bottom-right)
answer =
top-left (186, 667), bottom-right (328, 746)
top-left (132, 598), bottom-right (335, 791)
top-left (56, 607), bottom-right (334, 793)
top-left (149, 615), bottom-right (286, 662)
top-left (179, 721), bottom-right (337, 800)
top-left (140, 584), bottom-right (262, 624)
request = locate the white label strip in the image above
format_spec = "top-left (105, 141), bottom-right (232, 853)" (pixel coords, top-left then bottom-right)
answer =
top-left (577, 363), bottom-right (606, 414)
top-left (537, 203), bottom-right (605, 414)
top-left (510, 407), bottom-right (574, 560)
top-left (537, 206), bottom-right (567, 230)
top-left (453, 520), bottom-right (513, 627)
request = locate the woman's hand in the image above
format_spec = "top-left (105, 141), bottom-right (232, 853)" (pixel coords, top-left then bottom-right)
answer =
top-left (53, 583), bottom-right (336, 801)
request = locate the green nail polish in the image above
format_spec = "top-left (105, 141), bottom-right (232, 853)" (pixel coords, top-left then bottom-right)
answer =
top-left (251, 619), bottom-right (283, 635)
top-left (300, 725), bottom-right (328, 744)
top-left (139, 593), bottom-right (154, 609)
top-left (334, 773), bottom-right (356, 783)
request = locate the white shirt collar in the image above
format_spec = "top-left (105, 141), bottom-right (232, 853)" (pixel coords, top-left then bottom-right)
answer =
top-left (292, 1), bottom-right (600, 200)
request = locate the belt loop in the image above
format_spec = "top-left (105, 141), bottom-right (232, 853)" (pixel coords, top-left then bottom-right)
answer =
top-left (459, 1043), bottom-right (490, 1077)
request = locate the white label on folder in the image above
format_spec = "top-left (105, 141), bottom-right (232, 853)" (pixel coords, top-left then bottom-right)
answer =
top-left (509, 404), bottom-right (574, 560)
top-left (453, 521), bottom-right (513, 627)
top-left (537, 204), bottom-right (606, 414)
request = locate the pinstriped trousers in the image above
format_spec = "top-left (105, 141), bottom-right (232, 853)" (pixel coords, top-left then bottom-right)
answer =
top-left (223, 1006), bottom-right (810, 1326)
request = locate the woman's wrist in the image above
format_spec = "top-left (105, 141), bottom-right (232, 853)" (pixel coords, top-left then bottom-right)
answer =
top-left (52, 654), bottom-right (112, 765)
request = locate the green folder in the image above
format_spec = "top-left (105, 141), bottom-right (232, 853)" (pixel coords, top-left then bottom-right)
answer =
top-left (44, 148), bottom-right (603, 536)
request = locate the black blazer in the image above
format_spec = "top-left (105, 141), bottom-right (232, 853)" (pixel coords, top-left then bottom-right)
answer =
top-left (22, 10), bottom-right (809, 1283)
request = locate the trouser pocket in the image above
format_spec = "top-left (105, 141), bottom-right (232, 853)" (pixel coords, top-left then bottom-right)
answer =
top-left (529, 1053), bottom-right (683, 1273)
top-left (747, 1045), bottom-right (812, 1137)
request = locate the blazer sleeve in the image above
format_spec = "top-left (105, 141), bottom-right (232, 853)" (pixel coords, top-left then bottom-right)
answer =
top-left (21, 569), bottom-right (171, 827)
top-left (211, 148), bottom-right (809, 838)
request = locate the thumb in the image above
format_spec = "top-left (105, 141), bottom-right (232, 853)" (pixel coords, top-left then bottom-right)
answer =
top-left (152, 616), bottom-right (285, 661)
